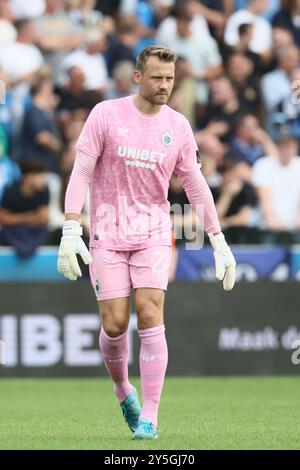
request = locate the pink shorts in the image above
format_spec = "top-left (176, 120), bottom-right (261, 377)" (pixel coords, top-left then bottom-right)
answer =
top-left (89, 245), bottom-right (172, 301)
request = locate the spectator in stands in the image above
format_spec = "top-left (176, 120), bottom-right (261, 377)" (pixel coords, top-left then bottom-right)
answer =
top-left (62, 109), bottom-right (87, 143)
top-left (0, 152), bottom-right (20, 203)
top-left (185, 0), bottom-right (234, 39)
top-left (198, 76), bottom-right (241, 143)
top-left (95, 0), bottom-right (120, 17)
top-left (168, 172), bottom-right (201, 246)
top-left (0, 66), bottom-right (17, 169)
top-left (0, 0), bottom-right (17, 45)
top-left (0, 66), bottom-right (13, 154)
top-left (56, 66), bottom-right (88, 117)
top-left (262, 43), bottom-right (300, 110)
top-left (229, 114), bottom-right (278, 169)
top-left (105, 60), bottom-right (136, 100)
top-left (157, 8), bottom-right (223, 83)
top-left (65, 0), bottom-right (102, 27)
top-left (0, 160), bottom-right (49, 258)
top-left (61, 28), bottom-right (108, 92)
top-left (224, 0), bottom-right (272, 54)
top-left (156, 1), bottom-right (211, 52)
top-left (169, 56), bottom-right (199, 127)
top-left (135, 0), bottom-right (158, 54)
top-left (197, 132), bottom-right (225, 192)
top-left (272, 0), bottom-right (300, 48)
top-left (21, 78), bottom-right (62, 173)
top-left (261, 44), bottom-right (300, 135)
top-left (252, 134), bottom-right (300, 242)
top-left (105, 15), bottom-right (138, 76)
top-left (259, 25), bottom-right (295, 74)
top-left (34, 0), bottom-right (84, 82)
top-left (272, 25), bottom-right (295, 49)
top-left (272, 67), bottom-right (300, 139)
top-left (159, 6), bottom-right (223, 105)
top-left (234, 0), bottom-right (280, 21)
top-left (222, 23), bottom-right (261, 72)
top-left (0, 19), bottom-right (44, 88)
top-left (10, 0), bottom-right (46, 20)
top-left (55, 65), bottom-right (102, 139)
top-left (0, 18), bottom-right (46, 158)
top-left (226, 52), bottom-right (261, 115)
top-left (214, 159), bottom-right (257, 243)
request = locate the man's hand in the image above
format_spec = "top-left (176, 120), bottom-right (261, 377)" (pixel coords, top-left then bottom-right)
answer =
top-left (209, 232), bottom-right (236, 291)
top-left (57, 220), bottom-right (92, 280)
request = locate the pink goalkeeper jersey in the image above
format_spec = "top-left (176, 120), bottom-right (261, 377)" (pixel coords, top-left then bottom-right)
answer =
top-left (66, 95), bottom-right (221, 250)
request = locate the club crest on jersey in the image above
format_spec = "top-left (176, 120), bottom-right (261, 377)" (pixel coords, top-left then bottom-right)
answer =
top-left (162, 130), bottom-right (173, 146)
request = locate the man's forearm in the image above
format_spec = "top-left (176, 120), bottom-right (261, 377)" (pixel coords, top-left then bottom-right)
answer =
top-left (0, 209), bottom-right (34, 226)
top-left (256, 186), bottom-right (278, 225)
top-left (179, 170), bottom-right (221, 235)
top-left (216, 192), bottom-right (233, 218)
top-left (27, 207), bottom-right (49, 226)
top-left (64, 151), bottom-right (97, 218)
top-left (36, 132), bottom-right (62, 152)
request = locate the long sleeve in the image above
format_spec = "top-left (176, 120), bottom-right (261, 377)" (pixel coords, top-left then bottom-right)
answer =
top-left (179, 169), bottom-right (221, 235)
top-left (65, 151), bottom-right (98, 214)
top-left (64, 102), bottom-right (106, 214)
top-left (174, 120), bottom-right (221, 235)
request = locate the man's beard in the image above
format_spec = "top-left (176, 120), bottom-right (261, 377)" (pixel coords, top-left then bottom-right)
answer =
top-left (142, 91), bottom-right (169, 105)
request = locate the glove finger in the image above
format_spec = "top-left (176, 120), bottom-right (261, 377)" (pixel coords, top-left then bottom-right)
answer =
top-left (57, 257), bottom-right (62, 274)
top-left (65, 270), bottom-right (77, 281)
top-left (68, 252), bottom-right (82, 278)
top-left (58, 256), bottom-right (69, 276)
top-left (214, 252), bottom-right (225, 280)
top-left (223, 265), bottom-right (236, 291)
top-left (79, 246), bottom-right (93, 265)
top-left (59, 257), bottom-right (77, 280)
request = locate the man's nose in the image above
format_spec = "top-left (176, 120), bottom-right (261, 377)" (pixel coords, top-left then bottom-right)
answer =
top-left (159, 79), bottom-right (168, 89)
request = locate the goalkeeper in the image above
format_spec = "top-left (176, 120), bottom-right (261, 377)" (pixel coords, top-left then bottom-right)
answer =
top-left (57, 45), bottom-right (236, 440)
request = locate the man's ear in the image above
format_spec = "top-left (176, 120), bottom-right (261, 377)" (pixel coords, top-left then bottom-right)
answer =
top-left (133, 69), bottom-right (141, 84)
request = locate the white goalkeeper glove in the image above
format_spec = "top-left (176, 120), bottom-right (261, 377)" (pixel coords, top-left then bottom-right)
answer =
top-left (57, 220), bottom-right (92, 281)
top-left (209, 232), bottom-right (236, 291)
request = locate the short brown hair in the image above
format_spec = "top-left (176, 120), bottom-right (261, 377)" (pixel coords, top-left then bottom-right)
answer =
top-left (135, 45), bottom-right (177, 71)
top-left (277, 135), bottom-right (298, 147)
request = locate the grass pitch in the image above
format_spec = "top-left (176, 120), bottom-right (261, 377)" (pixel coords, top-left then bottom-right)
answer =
top-left (0, 377), bottom-right (299, 450)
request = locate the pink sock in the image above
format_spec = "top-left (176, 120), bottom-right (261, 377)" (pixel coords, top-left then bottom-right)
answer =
top-left (138, 325), bottom-right (168, 427)
top-left (99, 328), bottom-right (132, 403)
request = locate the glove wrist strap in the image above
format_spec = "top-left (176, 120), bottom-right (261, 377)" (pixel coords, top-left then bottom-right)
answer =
top-left (209, 232), bottom-right (225, 250)
top-left (63, 220), bottom-right (83, 237)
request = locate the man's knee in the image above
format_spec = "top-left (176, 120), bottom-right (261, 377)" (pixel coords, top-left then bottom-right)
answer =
top-left (102, 322), bottom-right (127, 338)
top-left (136, 295), bottom-right (164, 330)
top-left (100, 303), bottom-right (129, 338)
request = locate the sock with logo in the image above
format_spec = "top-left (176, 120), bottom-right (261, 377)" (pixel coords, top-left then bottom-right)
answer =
top-left (138, 325), bottom-right (168, 427)
top-left (99, 328), bottom-right (132, 403)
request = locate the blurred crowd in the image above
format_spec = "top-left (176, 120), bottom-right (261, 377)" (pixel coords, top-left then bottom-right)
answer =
top-left (1, 0), bottom-right (300, 258)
